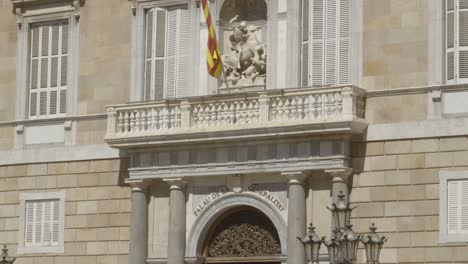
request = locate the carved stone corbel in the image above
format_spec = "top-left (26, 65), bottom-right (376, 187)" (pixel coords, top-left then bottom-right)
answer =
top-left (13, 7), bottom-right (23, 28)
top-left (73, 0), bottom-right (81, 21)
top-left (131, 0), bottom-right (137, 16)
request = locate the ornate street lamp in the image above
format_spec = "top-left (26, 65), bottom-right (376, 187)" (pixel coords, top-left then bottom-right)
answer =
top-left (361, 223), bottom-right (387, 264)
top-left (301, 200), bottom-right (387, 264)
top-left (1, 245), bottom-right (16, 264)
top-left (338, 222), bottom-right (361, 264)
top-left (324, 229), bottom-right (341, 264)
top-left (297, 223), bottom-right (324, 264)
top-left (327, 191), bottom-right (355, 231)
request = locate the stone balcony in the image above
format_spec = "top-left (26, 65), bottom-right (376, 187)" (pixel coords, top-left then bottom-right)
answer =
top-left (105, 85), bottom-right (367, 149)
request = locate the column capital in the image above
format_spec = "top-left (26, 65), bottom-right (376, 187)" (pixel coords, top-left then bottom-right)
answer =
top-left (163, 178), bottom-right (187, 190)
top-left (126, 179), bottom-right (150, 192)
top-left (325, 168), bottom-right (353, 180)
top-left (282, 171), bottom-right (308, 184)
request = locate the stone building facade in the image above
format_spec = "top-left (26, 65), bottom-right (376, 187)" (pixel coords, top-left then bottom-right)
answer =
top-left (0, 0), bottom-right (467, 264)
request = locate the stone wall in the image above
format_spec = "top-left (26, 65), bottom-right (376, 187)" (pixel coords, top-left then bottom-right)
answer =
top-left (362, 0), bottom-right (429, 91)
top-left (351, 137), bottom-right (468, 263)
top-left (0, 159), bottom-right (131, 264)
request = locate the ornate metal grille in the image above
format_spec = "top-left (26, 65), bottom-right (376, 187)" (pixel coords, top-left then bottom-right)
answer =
top-left (206, 209), bottom-right (281, 257)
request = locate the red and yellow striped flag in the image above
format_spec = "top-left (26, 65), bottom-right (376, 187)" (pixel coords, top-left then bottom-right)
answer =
top-left (201, 0), bottom-right (223, 78)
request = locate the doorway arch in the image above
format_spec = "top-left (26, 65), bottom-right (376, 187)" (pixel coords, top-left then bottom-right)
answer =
top-left (186, 192), bottom-right (287, 258)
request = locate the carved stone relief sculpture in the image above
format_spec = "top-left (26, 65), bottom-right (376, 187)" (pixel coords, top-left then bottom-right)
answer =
top-left (222, 15), bottom-right (267, 88)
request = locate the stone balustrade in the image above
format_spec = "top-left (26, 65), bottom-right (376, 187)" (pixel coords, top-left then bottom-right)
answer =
top-left (105, 86), bottom-right (366, 143)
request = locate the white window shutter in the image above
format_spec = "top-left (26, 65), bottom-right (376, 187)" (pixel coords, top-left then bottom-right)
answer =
top-left (461, 180), bottom-right (468, 231)
top-left (301, 0), bottom-right (310, 87)
top-left (459, 2), bottom-right (468, 79)
top-left (25, 202), bottom-right (34, 245)
top-left (176, 7), bottom-right (189, 98)
top-left (144, 8), bottom-right (167, 101)
top-left (24, 199), bottom-right (61, 247)
top-left (28, 22), bottom-right (68, 119)
top-left (311, 0), bottom-right (324, 86)
top-left (52, 200), bottom-right (60, 244)
top-left (155, 9), bottom-right (167, 100)
top-left (338, 0), bottom-right (350, 84)
top-left (447, 0), bottom-right (468, 83)
top-left (325, 0), bottom-right (337, 85)
top-left (144, 8), bottom-right (154, 101)
top-left (447, 180), bottom-right (468, 234)
top-left (166, 8), bottom-right (178, 99)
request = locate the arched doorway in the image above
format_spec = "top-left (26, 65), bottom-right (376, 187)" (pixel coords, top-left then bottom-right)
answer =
top-left (202, 206), bottom-right (282, 264)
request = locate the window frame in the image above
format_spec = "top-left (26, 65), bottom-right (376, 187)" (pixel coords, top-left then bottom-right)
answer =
top-left (439, 170), bottom-right (468, 243)
top-left (130, 0), bottom-right (198, 102)
top-left (18, 191), bottom-right (66, 254)
top-left (15, 9), bottom-right (79, 121)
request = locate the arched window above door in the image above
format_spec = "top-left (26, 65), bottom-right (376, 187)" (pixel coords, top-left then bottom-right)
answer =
top-left (204, 207), bottom-right (281, 258)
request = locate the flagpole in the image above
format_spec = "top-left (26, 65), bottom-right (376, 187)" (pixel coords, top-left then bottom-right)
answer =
top-left (220, 63), bottom-right (230, 90)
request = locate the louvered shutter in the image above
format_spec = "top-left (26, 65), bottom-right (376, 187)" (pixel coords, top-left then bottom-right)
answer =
top-left (24, 199), bottom-right (61, 247)
top-left (311, 0), bottom-right (324, 86)
top-left (447, 180), bottom-right (468, 234)
top-left (28, 22), bottom-right (68, 119)
top-left (304, 0), bottom-right (350, 86)
top-left (166, 8), bottom-right (178, 99)
top-left (25, 202), bottom-right (34, 245)
top-left (460, 0), bottom-right (468, 80)
top-left (144, 8), bottom-right (155, 101)
top-left (301, 0), bottom-right (310, 87)
top-left (338, 0), bottom-right (350, 84)
top-left (447, 0), bottom-right (468, 83)
top-left (143, 5), bottom-right (188, 101)
top-left (447, 0), bottom-right (456, 81)
top-left (176, 7), bottom-right (189, 98)
top-left (325, 0), bottom-right (337, 85)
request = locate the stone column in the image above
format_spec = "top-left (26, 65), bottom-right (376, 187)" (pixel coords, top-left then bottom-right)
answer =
top-left (165, 179), bottom-right (187, 264)
top-left (284, 172), bottom-right (307, 264)
top-left (128, 180), bottom-right (149, 264)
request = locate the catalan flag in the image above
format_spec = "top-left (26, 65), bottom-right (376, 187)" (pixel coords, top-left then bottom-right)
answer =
top-left (202, 0), bottom-right (223, 78)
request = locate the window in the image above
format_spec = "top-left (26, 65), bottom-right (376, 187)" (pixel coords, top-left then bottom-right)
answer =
top-left (446, 0), bottom-right (468, 83)
top-left (18, 191), bottom-right (65, 254)
top-left (143, 5), bottom-right (189, 101)
top-left (301, 0), bottom-right (351, 87)
top-left (28, 21), bottom-right (69, 119)
top-left (439, 171), bottom-right (468, 243)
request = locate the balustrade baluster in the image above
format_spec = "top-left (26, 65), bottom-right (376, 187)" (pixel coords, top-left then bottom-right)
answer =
top-left (291, 98), bottom-right (297, 120)
top-left (141, 110), bottom-right (147, 132)
top-left (277, 99), bottom-right (284, 121)
top-left (271, 99), bottom-right (278, 121)
top-left (118, 112), bottom-right (124, 133)
top-left (175, 106), bottom-right (181, 128)
top-left (297, 97), bottom-right (304, 120)
top-left (193, 105), bottom-right (199, 128)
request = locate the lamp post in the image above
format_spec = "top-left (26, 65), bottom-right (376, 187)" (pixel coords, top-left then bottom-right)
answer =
top-left (360, 223), bottom-right (387, 264)
top-left (300, 199), bottom-right (386, 264)
top-left (1, 245), bottom-right (16, 264)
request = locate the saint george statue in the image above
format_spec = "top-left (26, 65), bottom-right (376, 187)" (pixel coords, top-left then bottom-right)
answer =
top-left (221, 15), bottom-right (267, 89)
